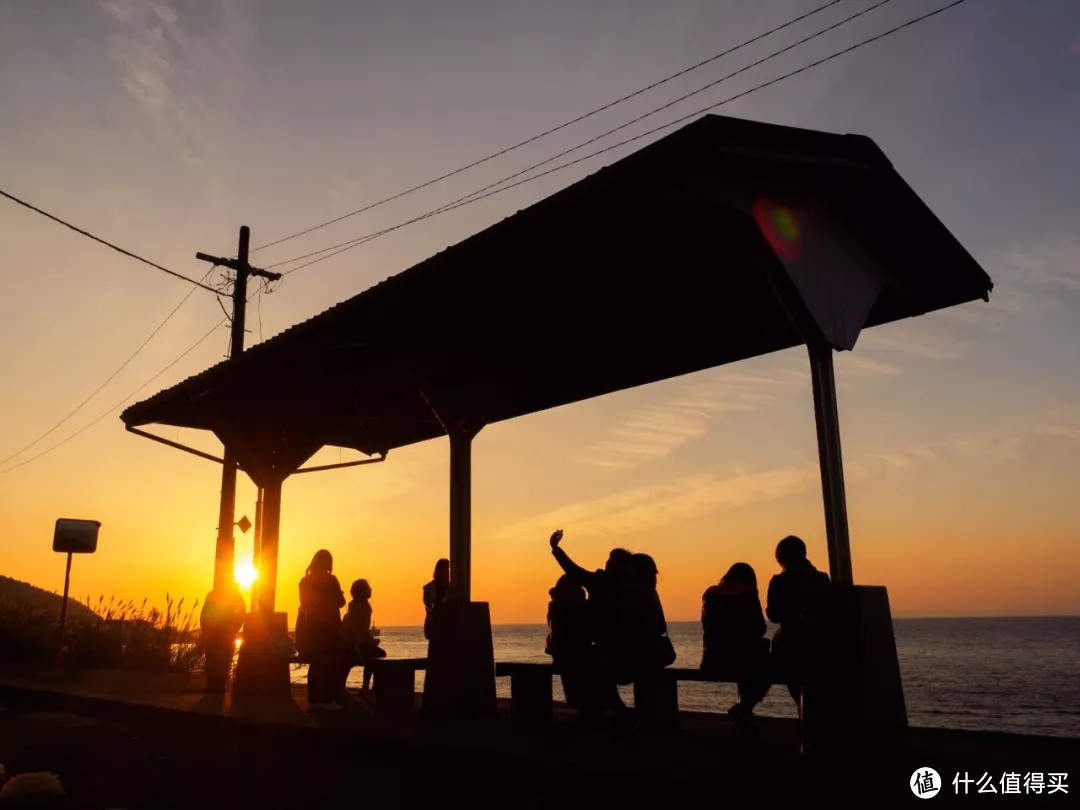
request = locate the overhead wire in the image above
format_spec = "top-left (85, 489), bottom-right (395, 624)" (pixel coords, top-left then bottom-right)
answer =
top-left (0, 188), bottom-right (221, 294)
top-left (0, 266), bottom-right (218, 467)
top-left (0, 317), bottom-right (225, 474)
top-left (0, 275), bottom-right (268, 474)
top-left (277, 0), bottom-right (968, 276)
top-left (249, 0), bottom-right (846, 254)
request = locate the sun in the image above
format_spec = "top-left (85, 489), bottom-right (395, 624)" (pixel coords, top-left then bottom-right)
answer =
top-left (234, 562), bottom-right (258, 589)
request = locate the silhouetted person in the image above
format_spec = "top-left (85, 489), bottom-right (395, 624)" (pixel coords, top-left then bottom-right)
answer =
top-left (701, 562), bottom-right (770, 728)
top-left (766, 535), bottom-right (831, 712)
top-left (619, 553), bottom-right (675, 684)
top-left (549, 529), bottom-right (633, 723)
top-left (342, 578), bottom-right (386, 691)
top-left (422, 558), bottom-right (451, 640)
top-left (545, 574), bottom-right (600, 725)
top-left (299, 549), bottom-right (346, 710)
top-left (199, 583), bottom-right (245, 693)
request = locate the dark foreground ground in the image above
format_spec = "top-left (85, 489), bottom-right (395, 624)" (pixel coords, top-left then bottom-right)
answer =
top-left (1, 669), bottom-right (1078, 809)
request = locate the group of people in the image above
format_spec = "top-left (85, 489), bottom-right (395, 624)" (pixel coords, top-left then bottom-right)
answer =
top-left (700, 534), bottom-right (830, 727)
top-left (544, 529), bottom-right (676, 729)
top-left (297, 549), bottom-right (386, 710)
top-left (206, 532), bottom-right (828, 730)
top-left (544, 531), bottom-right (830, 730)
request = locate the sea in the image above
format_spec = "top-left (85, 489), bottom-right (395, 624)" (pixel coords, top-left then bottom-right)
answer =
top-left (291, 616), bottom-right (1080, 738)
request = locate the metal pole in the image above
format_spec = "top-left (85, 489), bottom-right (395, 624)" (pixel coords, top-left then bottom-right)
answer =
top-left (449, 430), bottom-right (473, 602)
top-left (258, 480), bottom-right (282, 616)
top-left (807, 340), bottom-right (854, 586)
top-left (57, 552), bottom-right (72, 666)
top-left (212, 226), bottom-right (250, 592)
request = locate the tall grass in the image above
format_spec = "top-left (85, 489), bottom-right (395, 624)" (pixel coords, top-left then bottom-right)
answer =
top-left (0, 594), bottom-right (204, 674)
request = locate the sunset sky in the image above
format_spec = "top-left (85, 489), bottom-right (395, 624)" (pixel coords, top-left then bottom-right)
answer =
top-left (1, 0), bottom-right (1077, 627)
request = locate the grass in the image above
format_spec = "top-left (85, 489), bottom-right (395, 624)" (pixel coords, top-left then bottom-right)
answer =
top-left (0, 593), bottom-right (204, 675)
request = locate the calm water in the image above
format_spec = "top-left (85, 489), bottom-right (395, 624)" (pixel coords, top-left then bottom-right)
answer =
top-left (291, 616), bottom-right (1080, 738)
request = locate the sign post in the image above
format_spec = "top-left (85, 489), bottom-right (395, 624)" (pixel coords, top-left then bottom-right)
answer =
top-left (53, 518), bottom-right (100, 666)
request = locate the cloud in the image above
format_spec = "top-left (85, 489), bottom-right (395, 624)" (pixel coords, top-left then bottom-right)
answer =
top-left (856, 328), bottom-right (971, 361)
top-left (499, 404), bottom-right (1080, 542)
top-left (101, 0), bottom-right (179, 117)
top-left (572, 364), bottom-right (808, 470)
top-left (494, 462), bottom-right (823, 541)
top-left (999, 235), bottom-right (1080, 294)
top-left (97, 0), bottom-right (255, 180)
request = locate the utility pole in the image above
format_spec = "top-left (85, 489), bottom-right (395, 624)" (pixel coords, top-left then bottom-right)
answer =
top-left (196, 227), bottom-right (281, 596)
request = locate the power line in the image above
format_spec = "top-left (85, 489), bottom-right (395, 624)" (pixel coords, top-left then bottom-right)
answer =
top-left (271, 0), bottom-right (897, 272)
top-left (250, 0), bottom-right (846, 254)
top-left (279, 0), bottom-right (971, 276)
top-left (0, 188), bottom-right (221, 294)
top-left (0, 267), bottom-right (216, 467)
top-left (0, 317), bottom-right (226, 474)
top-left (0, 279), bottom-right (271, 475)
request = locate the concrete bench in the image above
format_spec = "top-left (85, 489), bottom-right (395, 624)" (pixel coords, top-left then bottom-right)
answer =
top-left (289, 655), bottom-right (427, 714)
top-left (495, 661), bottom-right (784, 732)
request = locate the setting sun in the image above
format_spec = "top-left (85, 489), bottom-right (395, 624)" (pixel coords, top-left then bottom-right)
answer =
top-left (234, 562), bottom-right (258, 589)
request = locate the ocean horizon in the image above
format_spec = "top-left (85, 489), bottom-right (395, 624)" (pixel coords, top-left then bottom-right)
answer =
top-left (291, 615), bottom-right (1080, 739)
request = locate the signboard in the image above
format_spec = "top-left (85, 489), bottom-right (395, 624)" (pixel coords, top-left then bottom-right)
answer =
top-left (53, 518), bottom-right (100, 554)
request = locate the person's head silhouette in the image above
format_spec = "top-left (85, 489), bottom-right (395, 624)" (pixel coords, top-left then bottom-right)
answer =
top-left (721, 562), bottom-right (757, 589)
top-left (433, 558), bottom-right (450, 585)
top-left (605, 547), bottom-right (632, 576)
top-left (306, 549), bottom-right (333, 576)
top-left (775, 535), bottom-right (807, 571)
top-left (631, 553), bottom-right (659, 590)
top-left (351, 579), bottom-right (372, 601)
top-left (549, 574), bottom-right (586, 603)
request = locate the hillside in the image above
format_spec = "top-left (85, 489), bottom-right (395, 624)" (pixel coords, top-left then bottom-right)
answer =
top-left (0, 574), bottom-right (99, 622)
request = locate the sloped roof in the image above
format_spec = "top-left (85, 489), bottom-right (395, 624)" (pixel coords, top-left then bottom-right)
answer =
top-left (121, 114), bottom-right (992, 478)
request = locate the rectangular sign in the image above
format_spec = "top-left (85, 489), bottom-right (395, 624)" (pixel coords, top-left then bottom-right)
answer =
top-left (53, 518), bottom-right (100, 554)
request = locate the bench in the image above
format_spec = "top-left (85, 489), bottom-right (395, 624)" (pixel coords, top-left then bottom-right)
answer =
top-left (495, 661), bottom-right (785, 731)
top-left (288, 656), bottom-right (427, 714)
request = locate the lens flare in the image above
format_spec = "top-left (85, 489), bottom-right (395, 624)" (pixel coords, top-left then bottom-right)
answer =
top-left (752, 199), bottom-right (802, 261)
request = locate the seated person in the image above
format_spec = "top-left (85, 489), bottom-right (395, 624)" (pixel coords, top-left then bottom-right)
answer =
top-left (766, 535), bottom-right (831, 712)
top-left (342, 579), bottom-right (386, 691)
top-left (701, 562), bottom-right (770, 727)
top-left (546, 574), bottom-right (600, 724)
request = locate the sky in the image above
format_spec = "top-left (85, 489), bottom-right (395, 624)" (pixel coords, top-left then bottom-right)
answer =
top-left (1, 0), bottom-right (1078, 627)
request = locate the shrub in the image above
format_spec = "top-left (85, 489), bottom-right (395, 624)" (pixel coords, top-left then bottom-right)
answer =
top-left (0, 594), bottom-right (204, 675)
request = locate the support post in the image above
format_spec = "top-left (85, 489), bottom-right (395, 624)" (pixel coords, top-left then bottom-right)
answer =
top-left (258, 479), bottom-right (282, 616)
top-left (232, 477), bottom-right (290, 697)
top-left (448, 429), bottom-right (474, 601)
top-left (56, 552), bottom-right (73, 667)
top-left (807, 340), bottom-right (853, 587)
top-left (423, 421), bottom-right (496, 721)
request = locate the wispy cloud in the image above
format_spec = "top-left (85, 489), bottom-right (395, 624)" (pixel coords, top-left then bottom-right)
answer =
top-left (494, 463), bottom-right (824, 541)
top-left (856, 328), bottom-right (971, 362)
top-left (98, 0), bottom-right (255, 179)
top-left (500, 404), bottom-right (1080, 543)
top-left (572, 364), bottom-right (808, 470)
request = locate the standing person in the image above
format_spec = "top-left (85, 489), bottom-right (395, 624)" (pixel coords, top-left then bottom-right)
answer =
top-left (701, 562), bottom-right (770, 728)
top-left (766, 535), bottom-right (831, 713)
top-left (545, 574), bottom-right (600, 726)
top-left (298, 549), bottom-right (346, 710)
top-left (342, 578), bottom-right (386, 692)
top-left (549, 529), bottom-right (633, 723)
top-left (422, 558), bottom-right (451, 640)
top-left (199, 583), bottom-right (246, 693)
